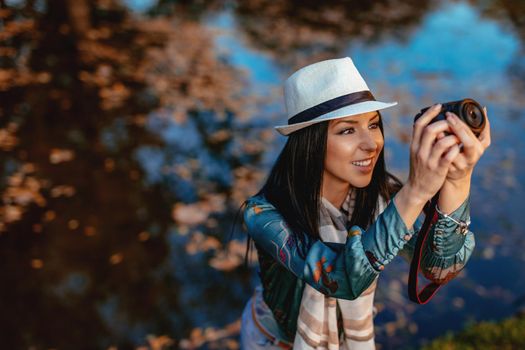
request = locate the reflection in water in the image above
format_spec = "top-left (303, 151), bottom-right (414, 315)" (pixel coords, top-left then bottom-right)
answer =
top-left (0, 1), bottom-right (178, 348)
top-left (0, 0), bottom-right (260, 348)
top-left (234, 0), bottom-right (434, 70)
top-left (1, 0), bottom-right (525, 349)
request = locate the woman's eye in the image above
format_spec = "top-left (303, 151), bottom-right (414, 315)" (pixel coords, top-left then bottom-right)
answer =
top-left (370, 122), bottom-right (379, 129)
top-left (339, 128), bottom-right (355, 135)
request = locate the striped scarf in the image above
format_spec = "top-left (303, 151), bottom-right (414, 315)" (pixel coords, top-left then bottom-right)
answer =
top-left (293, 189), bottom-right (386, 350)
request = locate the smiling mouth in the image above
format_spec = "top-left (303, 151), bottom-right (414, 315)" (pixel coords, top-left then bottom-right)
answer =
top-left (351, 157), bottom-right (374, 167)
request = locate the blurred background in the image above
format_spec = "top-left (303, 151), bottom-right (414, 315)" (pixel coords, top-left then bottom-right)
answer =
top-left (1, 0), bottom-right (524, 349)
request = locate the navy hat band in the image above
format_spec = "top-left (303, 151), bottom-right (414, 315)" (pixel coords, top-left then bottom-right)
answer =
top-left (288, 90), bottom-right (376, 125)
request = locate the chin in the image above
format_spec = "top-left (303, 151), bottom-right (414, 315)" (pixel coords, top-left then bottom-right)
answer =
top-left (351, 183), bottom-right (372, 189)
top-left (349, 177), bottom-right (373, 188)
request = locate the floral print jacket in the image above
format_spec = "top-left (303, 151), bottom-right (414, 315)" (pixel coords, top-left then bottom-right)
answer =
top-left (243, 191), bottom-right (475, 342)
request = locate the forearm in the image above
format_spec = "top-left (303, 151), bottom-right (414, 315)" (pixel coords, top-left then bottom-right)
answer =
top-left (392, 183), bottom-right (428, 230)
top-left (437, 172), bottom-right (472, 214)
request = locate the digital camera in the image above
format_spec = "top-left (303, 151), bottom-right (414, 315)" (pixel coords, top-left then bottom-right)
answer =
top-left (413, 98), bottom-right (486, 136)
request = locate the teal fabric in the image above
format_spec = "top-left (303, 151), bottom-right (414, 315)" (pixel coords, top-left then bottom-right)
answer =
top-left (243, 192), bottom-right (475, 342)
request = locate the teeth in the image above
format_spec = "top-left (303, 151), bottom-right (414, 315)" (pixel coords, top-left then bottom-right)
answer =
top-left (352, 158), bottom-right (372, 166)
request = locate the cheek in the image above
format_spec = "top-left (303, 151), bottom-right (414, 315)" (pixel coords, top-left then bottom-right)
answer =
top-left (326, 139), bottom-right (356, 164)
top-left (325, 139), bottom-right (340, 171)
top-left (376, 135), bottom-right (384, 153)
top-left (369, 130), bottom-right (385, 154)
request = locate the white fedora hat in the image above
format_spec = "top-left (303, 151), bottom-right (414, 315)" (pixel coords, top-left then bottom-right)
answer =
top-left (275, 57), bottom-right (398, 136)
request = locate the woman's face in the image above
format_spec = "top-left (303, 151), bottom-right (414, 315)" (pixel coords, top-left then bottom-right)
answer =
top-left (324, 111), bottom-right (384, 189)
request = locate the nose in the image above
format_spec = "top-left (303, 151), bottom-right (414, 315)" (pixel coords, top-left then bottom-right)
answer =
top-left (359, 131), bottom-right (378, 152)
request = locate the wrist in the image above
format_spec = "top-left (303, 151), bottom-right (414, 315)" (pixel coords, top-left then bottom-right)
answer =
top-left (439, 179), bottom-right (471, 215)
top-left (398, 183), bottom-right (429, 208)
top-left (444, 172), bottom-right (472, 190)
top-left (393, 183), bottom-right (428, 231)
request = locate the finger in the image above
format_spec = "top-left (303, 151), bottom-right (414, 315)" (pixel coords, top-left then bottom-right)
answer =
top-left (478, 106), bottom-right (491, 149)
top-left (451, 153), bottom-right (468, 171)
top-left (412, 103), bottom-right (442, 152)
top-left (448, 162), bottom-right (460, 173)
top-left (428, 134), bottom-right (460, 169)
top-left (418, 120), bottom-right (454, 161)
top-left (436, 131), bottom-right (446, 141)
top-left (445, 112), bottom-right (483, 159)
top-left (440, 144), bottom-right (461, 167)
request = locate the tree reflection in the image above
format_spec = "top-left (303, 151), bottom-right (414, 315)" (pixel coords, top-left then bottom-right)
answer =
top-left (147, 0), bottom-right (434, 69)
top-left (0, 0), bottom-right (262, 348)
top-left (234, 0), bottom-right (433, 68)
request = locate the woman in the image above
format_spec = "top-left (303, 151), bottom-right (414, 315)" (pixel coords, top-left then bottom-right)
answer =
top-left (240, 57), bottom-right (490, 349)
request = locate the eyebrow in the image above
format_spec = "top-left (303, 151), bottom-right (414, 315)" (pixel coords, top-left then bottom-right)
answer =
top-left (334, 114), bottom-right (380, 125)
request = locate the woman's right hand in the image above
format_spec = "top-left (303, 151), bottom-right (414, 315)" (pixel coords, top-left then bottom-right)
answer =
top-left (407, 103), bottom-right (461, 203)
top-left (393, 103), bottom-right (461, 230)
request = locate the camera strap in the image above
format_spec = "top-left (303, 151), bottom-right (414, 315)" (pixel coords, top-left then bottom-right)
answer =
top-left (408, 193), bottom-right (443, 304)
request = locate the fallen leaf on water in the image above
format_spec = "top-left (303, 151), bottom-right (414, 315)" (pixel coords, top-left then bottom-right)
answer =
top-left (146, 334), bottom-right (175, 350)
top-left (179, 320), bottom-right (240, 349)
top-left (0, 125), bottom-right (19, 151)
top-left (2, 204), bottom-right (22, 222)
top-left (31, 259), bottom-right (43, 269)
top-left (172, 202), bottom-right (208, 226)
top-left (104, 158), bottom-right (115, 172)
top-left (49, 148), bottom-right (75, 164)
top-left (99, 82), bottom-right (131, 110)
top-left (452, 297), bottom-right (465, 309)
top-left (209, 240), bottom-right (256, 271)
top-left (44, 210), bottom-right (56, 222)
top-left (84, 226), bottom-right (96, 236)
top-left (68, 219), bottom-right (80, 230)
top-left (185, 231), bottom-right (221, 255)
top-left (482, 247), bottom-right (495, 260)
top-left (21, 162), bottom-right (35, 173)
top-left (384, 321), bottom-right (397, 337)
top-left (200, 193), bottom-right (226, 213)
top-left (50, 185), bottom-right (76, 198)
top-left (208, 129), bottom-right (231, 144)
top-left (138, 231), bottom-right (150, 241)
top-left (489, 233), bottom-right (503, 245)
top-left (109, 253), bottom-right (124, 265)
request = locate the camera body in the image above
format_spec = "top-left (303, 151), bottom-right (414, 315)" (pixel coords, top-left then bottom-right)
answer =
top-left (413, 98), bottom-right (486, 136)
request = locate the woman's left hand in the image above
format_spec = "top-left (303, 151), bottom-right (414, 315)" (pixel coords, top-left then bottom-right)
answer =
top-left (444, 106), bottom-right (491, 183)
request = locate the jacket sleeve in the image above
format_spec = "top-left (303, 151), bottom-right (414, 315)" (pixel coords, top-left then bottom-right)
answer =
top-left (396, 194), bottom-right (475, 284)
top-left (243, 194), bottom-right (417, 300)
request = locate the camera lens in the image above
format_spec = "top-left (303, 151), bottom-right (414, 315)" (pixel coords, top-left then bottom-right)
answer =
top-left (461, 102), bottom-right (484, 128)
